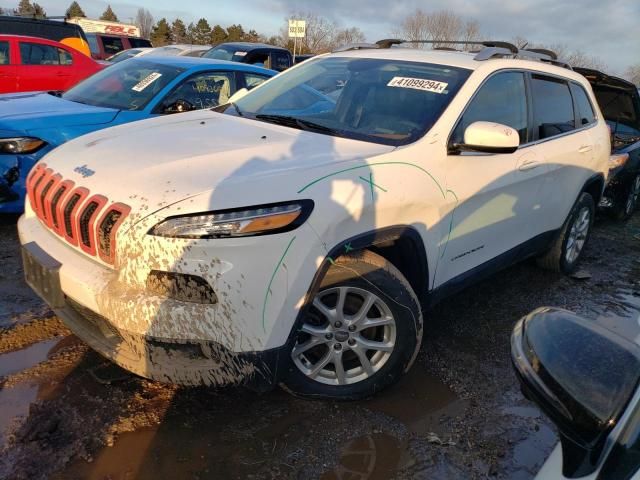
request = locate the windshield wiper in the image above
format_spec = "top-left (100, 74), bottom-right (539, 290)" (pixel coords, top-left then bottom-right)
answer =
top-left (254, 114), bottom-right (339, 135)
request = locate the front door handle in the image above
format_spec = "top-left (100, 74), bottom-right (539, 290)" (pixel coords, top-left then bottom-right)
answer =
top-left (518, 159), bottom-right (542, 171)
top-left (578, 145), bottom-right (593, 153)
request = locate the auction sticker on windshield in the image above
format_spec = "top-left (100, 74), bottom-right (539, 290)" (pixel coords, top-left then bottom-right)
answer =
top-left (387, 77), bottom-right (448, 93)
top-left (132, 72), bottom-right (162, 92)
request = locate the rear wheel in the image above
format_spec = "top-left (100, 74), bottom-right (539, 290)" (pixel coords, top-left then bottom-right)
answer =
top-left (282, 250), bottom-right (423, 400)
top-left (611, 174), bottom-right (640, 221)
top-left (537, 192), bottom-right (595, 274)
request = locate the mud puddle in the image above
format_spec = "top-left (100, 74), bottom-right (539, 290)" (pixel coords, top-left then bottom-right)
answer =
top-left (0, 338), bottom-right (59, 378)
top-left (55, 364), bottom-right (462, 480)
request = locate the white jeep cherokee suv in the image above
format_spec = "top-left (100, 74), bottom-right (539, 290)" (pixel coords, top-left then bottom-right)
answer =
top-left (18, 41), bottom-right (610, 399)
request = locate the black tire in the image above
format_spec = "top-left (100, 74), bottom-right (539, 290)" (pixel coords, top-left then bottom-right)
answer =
top-left (610, 173), bottom-right (640, 221)
top-left (537, 192), bottom-right (595, 274)
top-left (281, 250), bottom-right (423, 400)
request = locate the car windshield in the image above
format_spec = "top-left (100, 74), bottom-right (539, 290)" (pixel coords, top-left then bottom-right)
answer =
top-left (224, 56), bottom-right (471, 146)
top-left (107, 49), bottom-right (141, 63)
top-left (63, 59), bottom-right (184, 111)
top-left (203, 45), bottom-right (247, 63)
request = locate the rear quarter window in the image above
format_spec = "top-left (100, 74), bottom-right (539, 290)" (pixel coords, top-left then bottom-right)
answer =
top-left (570, 83), bottom-right (596, 126)
top-left (531, 74), bottom-right (576, 140)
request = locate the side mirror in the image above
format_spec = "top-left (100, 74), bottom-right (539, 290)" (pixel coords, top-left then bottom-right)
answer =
top-left (163, 99), bottom-right (195, 114)
top-left (511, 307), bottom-right (640, 478)
top-left (452, 121), bottom-right (519, 154)
top-left (226, 88), bottom-right (249, 104)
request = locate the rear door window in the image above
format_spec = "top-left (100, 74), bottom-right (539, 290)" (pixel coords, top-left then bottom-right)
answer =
top-left (270, 51), bottom-right (291, 71)
top-left (531, 74), bottom-right (576, 140)
top-left (243, 72), bottom-right (270, 90)
top-left (452, 71), bottom-right (528, 144)
top-left (19, 42), bottom-right (72, 65)
top-left (101, 36), bottom-right (125, 56)
top-left (570, 83), bottom-right (596, 126)
top-left (0, 41), bottom-right (9, 65)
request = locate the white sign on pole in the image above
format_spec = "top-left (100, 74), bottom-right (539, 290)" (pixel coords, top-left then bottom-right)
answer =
top-left (288, 20), bottom-right (306, 38)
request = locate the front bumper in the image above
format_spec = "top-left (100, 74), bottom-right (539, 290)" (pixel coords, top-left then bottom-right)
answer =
top-left (18, 211), bottom-right (324, 386)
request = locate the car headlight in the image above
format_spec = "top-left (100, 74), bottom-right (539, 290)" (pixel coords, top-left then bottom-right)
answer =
top-left (0, 137), bottom-right (46, 154)
top-left (149, 201), bottom-right (314, 239)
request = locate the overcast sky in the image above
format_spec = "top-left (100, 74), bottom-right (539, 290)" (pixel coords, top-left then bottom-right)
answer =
top-left (4, 0), bottom-right (638, 73)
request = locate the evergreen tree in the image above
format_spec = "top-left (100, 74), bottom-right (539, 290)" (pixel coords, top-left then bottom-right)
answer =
top-left (191, 18), bottom-right (211, 45)
top-left (65, 1), bottom-right (85, 18)
top-left (32, 2), bottom-right (45, 17)
top-left (171, 19), bottom-right (187, 44)
top-left (225, 24), bottom-right (245, 42)
top-left (17, 0), bottom-right (34, 16)
top-left (100, 5), bottom-right (118, 22)
top-left (210, 25), bottom-right (227, 45)
top-left (150, 18), bottom-right (172, 46)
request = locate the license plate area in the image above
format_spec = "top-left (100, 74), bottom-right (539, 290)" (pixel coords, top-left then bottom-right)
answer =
top-left (21, 241), bottom-right (65, 309)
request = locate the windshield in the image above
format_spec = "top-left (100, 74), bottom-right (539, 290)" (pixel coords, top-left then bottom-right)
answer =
top-left (63, 59), bottom-right (184, 111)
top-left (203, 45), bottom-right (247, 63)
top-left (224, 56), bottom-right (471, 146)
top-left (107, 49), bottom-right (141, 63)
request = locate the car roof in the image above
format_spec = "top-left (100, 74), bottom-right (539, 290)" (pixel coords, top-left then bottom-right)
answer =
top-left (0, 34), bottom-right (62, 44)
top-left (328, 47), bottom-right (591, 83)
top-left (214, 42), bottom-right (289, 52)
top-left (130, 55), bottom-right (277, 74)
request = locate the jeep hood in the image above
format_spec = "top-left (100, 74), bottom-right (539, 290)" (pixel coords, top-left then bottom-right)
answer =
top-left (37, 110), bottom-right (394, 224)
top-left (0, 92), bottom-right (119, 132)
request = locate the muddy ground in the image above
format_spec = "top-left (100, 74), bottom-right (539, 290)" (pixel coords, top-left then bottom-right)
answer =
top-left (0, 213), bottom-right (639, 480)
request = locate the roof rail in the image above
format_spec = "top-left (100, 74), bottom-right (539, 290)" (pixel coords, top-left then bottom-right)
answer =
top-left (333, 38), bottom-right (572, 70)
top-left (375, 39), bottom-right (519, 54)
top-left (523, 48), bottom-right (557, 60)
top-left (333, 43), bottom-right (380, 52)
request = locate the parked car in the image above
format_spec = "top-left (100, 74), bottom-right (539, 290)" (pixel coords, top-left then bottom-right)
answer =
top-left (105, 47), bottom-right (154, 63)
top-left (511, 307), bottom-right (640, 480)
top-left (17, 41), bottom-right (609, 399)
top-left (0, 16), bottom-right (90, 57)
top-left (0, 57), bottom-right (275, 213)
top-left (294, 54), bottom-right (315, 64)
top-left (84, 32), bottom-right (152, 61)
top-left (149, 44), bottom-right (212, 58)
top-left (576, 67), bottom-right (640, 220)
top-left (0, 34), bottom-right (103, 94)
top-left (203, 42), bottom-right (292, 71)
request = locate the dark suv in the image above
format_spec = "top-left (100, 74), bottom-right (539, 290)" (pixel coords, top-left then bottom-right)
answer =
top-left (203, 42), bottom-right (292, 71)
top-left (576, 67), bottom-right (640, 220)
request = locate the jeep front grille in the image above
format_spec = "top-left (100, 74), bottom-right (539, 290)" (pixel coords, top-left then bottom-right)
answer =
top-left (27, 164), bottom-right (131, 265)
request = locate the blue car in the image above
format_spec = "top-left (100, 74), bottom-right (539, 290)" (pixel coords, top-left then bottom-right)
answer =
top-left (0, 56), bottom-right (276, 213)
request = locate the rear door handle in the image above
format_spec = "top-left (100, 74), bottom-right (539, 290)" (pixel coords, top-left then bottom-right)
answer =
top-left (518, 159), bottom-right (542, 171)
top-left (579, 145), bottom-right (593, 153)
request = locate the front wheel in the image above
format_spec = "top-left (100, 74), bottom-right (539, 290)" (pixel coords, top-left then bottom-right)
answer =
top-left (537, 192), bottom-right (595, 274)
top-left (281, 250), bottom-right (423, 400)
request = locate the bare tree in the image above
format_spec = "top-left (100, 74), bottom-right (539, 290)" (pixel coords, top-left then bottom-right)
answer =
top-left (625, 65), bottom-right (640, 86)
top-left (333, 27), bottom-right (366, 49)
top-left (393, 9), bottom-right (481, 50)
top-left (135, 8), bottom-right (154, 40)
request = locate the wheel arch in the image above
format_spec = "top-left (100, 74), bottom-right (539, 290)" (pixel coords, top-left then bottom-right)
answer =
top-left (582, 173), bottom-right (605, 205)
top-left (278, 225), bottom-right (429, 361)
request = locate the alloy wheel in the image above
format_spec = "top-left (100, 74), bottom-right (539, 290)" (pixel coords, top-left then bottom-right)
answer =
top-left (565, 206), bottom-right (591, 264)
top-left (291, 286), bottom-right (397, 386)
top-left (625, 175), bottom-right (640, 216)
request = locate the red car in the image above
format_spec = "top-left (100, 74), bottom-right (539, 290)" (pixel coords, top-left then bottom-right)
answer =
top-left (0, 35), bottom-right (104, 94)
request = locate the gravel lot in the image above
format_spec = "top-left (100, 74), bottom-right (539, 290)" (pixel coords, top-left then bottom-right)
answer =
top-left (1, 213), bottom-right (639, 480)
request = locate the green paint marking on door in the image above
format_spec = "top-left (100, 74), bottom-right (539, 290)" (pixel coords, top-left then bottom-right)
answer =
top-left (262, 235), bottom-right (297, 332)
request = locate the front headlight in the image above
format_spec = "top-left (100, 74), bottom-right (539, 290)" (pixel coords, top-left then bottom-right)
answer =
top-left (0, 137), bottom-right (46, 154)
top-left (149, 200), bottom-right (313, 239)
top-left (608, 153), bottom-right (629, 170)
